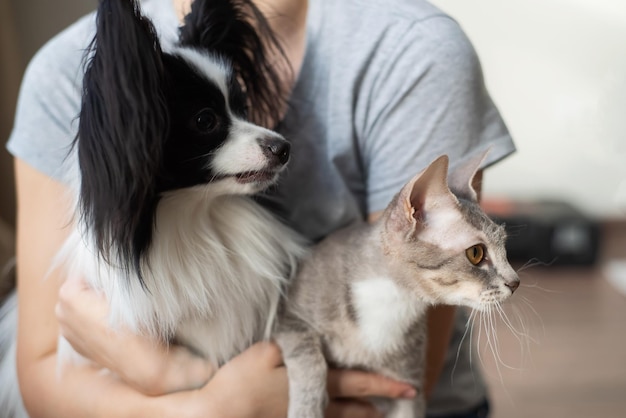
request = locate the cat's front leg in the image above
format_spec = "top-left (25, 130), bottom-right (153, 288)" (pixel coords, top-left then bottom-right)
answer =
top-left (386, 395), bottom-right (425, 418)
top-left (275, 319), bottom-right (327, 418)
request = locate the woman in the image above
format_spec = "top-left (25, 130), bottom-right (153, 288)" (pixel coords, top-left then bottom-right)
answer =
top-left (7, 0), bottom-right (514, 416)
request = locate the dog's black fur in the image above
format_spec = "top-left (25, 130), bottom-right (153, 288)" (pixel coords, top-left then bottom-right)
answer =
top-left (76, 0), bottom-right (289, 282)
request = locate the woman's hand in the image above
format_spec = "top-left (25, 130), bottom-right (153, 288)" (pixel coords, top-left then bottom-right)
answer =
top-left (326, 368), bottom-right (417, 417)
top-left (186, 341), bottom-right (416, 418)
top-left (55, 276), bottom-right (214, 395)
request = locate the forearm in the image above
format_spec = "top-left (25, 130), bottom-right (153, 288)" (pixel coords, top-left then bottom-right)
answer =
top-left (104, 332), bottom-right (213, 395)
top-left (19, 353), bottom-right (174, 418)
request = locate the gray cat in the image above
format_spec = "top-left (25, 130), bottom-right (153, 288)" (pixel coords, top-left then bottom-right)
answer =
top-left (275, 153), bottom-right (520, 418)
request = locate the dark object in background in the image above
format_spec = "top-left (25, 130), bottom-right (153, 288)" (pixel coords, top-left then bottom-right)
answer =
top-left (483, 199), bottom-right (601, 267)
top-left (0, 220), bottom-right (15, 303)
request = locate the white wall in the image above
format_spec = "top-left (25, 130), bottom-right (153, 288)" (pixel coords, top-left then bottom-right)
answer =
top-left (431, 0), bottom-right (626, 219)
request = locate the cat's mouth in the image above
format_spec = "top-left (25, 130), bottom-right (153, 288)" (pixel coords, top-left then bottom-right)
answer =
top-left (475, 287), bottom-right (517, 309)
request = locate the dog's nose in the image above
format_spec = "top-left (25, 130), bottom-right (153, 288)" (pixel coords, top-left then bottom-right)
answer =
top-left (258, 137), bottom-right (290, 165)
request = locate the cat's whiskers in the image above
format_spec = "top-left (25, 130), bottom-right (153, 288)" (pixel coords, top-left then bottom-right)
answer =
top-left (495, 302), bottom-right (527, 345)
top-left (452, 308), bottom-right (477, 381)
top-left (468, 307), bottom-right (478, 369)
top-left (517, 278), bottom-right (560, 297)
top-left (516, 258), bottom-right (558, 273)
top-left (463, 301), bottom-right (528, 383)
top-left (455, 300), bottom-right (524, 384)
top-left (509, 286), bottom-right (546, 368)
top-left (474, 306), bottom-right (490, 376)
top-left (460, 294), bottom-right (542, 387)
top-left (452, 306), bottom-right (490, 387)
top-left (509, 303), bottom-right (538, 369)
top-left (514, 295), bottom-right (543, 340)
top-left (493, 303), bottom-right (528, 371)
top-left (476, 304), bottom-right (509, 388)
top-left (492, 302), bottom-right (528, 368)
top-left (485, 305), bottom-right (504, 371)
top-left (513, 266), bottom-right (550, 349)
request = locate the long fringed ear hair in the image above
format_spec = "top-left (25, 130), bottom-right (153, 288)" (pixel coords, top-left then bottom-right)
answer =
top-left (178, 0), bottom-right (291, 128)
top-left (76, 0), bottom-right (168, 282)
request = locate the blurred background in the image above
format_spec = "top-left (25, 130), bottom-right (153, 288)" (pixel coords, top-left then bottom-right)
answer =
top-left (429, 1), bottom-right (626, 417)
top-left (1, 0), bottom-right (625, 417)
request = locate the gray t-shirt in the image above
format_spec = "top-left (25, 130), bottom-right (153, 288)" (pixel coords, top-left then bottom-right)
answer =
top-left (7, 0), bottom-right (515, 415)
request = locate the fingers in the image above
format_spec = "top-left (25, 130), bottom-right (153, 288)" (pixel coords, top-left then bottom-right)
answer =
top-left (206, 342), bottom-right (289, 418)
top-left (327, 369), bottom-right (416, 400)
top-left (325, 370), bottom-right (417, 418)
top-left (56, 277), bottom-right (108, 330)
top-left (55, 277), bottom-right (217, 395)
top-left (158, 345), bottom-right (215, 393)
top-left (241, 341), bottom-right (284, 368)
top-left (55, 277), bottom-right (109, 356)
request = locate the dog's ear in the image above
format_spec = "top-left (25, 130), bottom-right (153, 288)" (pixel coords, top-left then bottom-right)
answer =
top-left (178, 0), bottom-right (290, 128)
top-left (76, 0), bottom-right (168, 283)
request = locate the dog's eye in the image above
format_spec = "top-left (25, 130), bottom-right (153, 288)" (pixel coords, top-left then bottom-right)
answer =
top-left (193, 109), bottom-right (218, 133)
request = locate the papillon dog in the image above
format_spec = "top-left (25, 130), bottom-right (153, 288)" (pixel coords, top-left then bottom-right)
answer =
top-left (0, 0), bottom-right (305, 415)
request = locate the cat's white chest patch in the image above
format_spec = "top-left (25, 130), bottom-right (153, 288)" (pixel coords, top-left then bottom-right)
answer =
top-left (351, 278), bottom-right (423, 354)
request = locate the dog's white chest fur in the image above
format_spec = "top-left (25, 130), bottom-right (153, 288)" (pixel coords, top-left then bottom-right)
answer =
top-left (351, 277), bottom-right (423, 353)
top-left (61, 189), bottom-right (304, 366)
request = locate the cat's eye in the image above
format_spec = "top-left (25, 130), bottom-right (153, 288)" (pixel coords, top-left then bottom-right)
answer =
top-left (466, 244), bottom-right (485, 265)
top-left (193, 109), bottom-right (218, 133)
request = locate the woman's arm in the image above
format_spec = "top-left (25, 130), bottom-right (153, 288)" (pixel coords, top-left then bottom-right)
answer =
top-left (14, 158), bottom-right (154, 417)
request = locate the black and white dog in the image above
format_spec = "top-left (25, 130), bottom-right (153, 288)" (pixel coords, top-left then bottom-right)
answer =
top-left (0, 0), bottom-right (304, 415)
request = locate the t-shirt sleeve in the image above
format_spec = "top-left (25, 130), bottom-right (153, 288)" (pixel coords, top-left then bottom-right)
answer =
top-left (6, 14), bottom-right (95, 184)
top-left (356, 15), bottom-right (516, 213)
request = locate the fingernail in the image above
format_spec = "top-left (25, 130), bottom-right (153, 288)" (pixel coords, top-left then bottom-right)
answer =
top-left (401, 388), bottom-right (417, 398)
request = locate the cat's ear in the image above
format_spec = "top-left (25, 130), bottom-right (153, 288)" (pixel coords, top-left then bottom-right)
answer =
top-left (448, 149), bottom-right (490, 202)
top-left (386, 155), bottom-right (458, 232)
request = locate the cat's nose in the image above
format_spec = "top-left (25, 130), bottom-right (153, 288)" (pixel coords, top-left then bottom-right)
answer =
top-left (258, 136), bottom-right (290, 166)
top-left (505, 279), bottom-right (520, 294)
